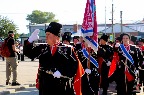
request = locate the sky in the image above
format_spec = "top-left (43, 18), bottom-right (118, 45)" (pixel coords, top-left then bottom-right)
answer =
top-left (0, 0), bottom-right (144, 34)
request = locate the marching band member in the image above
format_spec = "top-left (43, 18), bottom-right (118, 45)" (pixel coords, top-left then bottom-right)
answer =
top-left (75, 37), bottom-right (100, 95)
top-left (97, 33), bottom-right (114, 95)
top-left (72, 36), bottom-right (80, 50)
top-left (62, 32), bottom-right (71, 45)
top-left (138, 38), bottom-right (144, 86)
top-left (23, 22), bottom-right (84, 95)
top-left (114, 33), bottom-right (143, 95)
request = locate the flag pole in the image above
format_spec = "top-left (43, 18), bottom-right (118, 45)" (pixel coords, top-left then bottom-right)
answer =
top-left (87, 47), bottom-right (91, 69)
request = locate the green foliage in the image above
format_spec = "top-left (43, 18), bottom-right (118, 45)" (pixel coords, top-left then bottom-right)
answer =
top-left (26, 10), bottom-right (59, 24)
top-left (0, 16), bottom-right (19, 39)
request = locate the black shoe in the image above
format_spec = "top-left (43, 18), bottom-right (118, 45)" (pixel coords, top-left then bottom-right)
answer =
top-left (6, 82), bottom-right (11, 85)
top-left (11, 81), bottom-right (21, 86)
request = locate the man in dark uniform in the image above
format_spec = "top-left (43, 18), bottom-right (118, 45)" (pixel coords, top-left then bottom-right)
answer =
top-left (23, 22), bottom-right (84, 95)
top-left (73, 36), bottom-right (80, 46)
top-left (97, 33), bottom-right (114, 95)
top-left (75, 38), bottom-right (100, 95)
top-left (130, 36), bottom-right (137, 45)
top-left (114, 33), bottom-right (143, 95)
top-left (138, 38), bottom-right (144, 86)
top-left (115, 36), bottom-right (121, 43)
top-left (62, 32), bottom-right (71, 45)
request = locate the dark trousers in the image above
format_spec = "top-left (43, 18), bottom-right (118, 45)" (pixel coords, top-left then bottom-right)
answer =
top-left (17, 54), bottom-right (20, 60)
top-left (2, 56), bottom-right (5, 61)
top-left (115, 68), bottom-right (136, 95)
top-left (21, 54), bottom-right (24, 61)
top-left (100, 64), bottom-right (110, 95)
top-left (139, 70), bottom-right (144, 85)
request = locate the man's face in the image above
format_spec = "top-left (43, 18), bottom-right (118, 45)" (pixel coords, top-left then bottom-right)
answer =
top-left (63, 40), bottom-right (70, 45)
top-left (11, 34), bottom-right (14, 37)
top-left (122, 35), bottom-right (130, 44)
top-left (116, 40), bottom-right (120, 43)
top-left (9, 33), bottom-right (14, 38)
top-left (79, 37), bottom-right (83, 43)
top-left (139, 41), bottom-right (143, 45)
top-left (100, 39), bottom-right (106, 45)
top-left (46, 32), bottom-right (57, 45)
top-left (129, 41), bottom-right (134, 45)
top-left (73, 39), bottom-right (79, 44)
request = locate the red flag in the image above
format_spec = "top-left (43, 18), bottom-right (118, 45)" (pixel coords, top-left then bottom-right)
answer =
top-left (125, 68), bottom-right (135, 81)
top-left (36, 64), bottom-right (40, 89)
top-left (73, 49), bottom-right (85, 95)
top-left (108, 52), bottom-right (119, 77)
top-left (74, 60), bottom-right (84, 95)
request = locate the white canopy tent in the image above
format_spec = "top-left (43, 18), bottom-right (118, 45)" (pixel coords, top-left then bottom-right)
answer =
top-left (101, 23), bottom-right (138, 33)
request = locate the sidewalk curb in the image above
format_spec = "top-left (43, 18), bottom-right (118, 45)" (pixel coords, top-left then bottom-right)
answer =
top-left (0, 84), bottom-right (36, 95)
top-left (29, 84), bottom-right (36, 87)
top-left (0, 91), bottom-right (10, 95)
top-left (15, 86), bottom-right (25, 92)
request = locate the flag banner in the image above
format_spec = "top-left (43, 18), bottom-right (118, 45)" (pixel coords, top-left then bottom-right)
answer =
top-left (74, 59), bottom-right (85, 95)
top-left (81, 0), bottom-right (94, 36)
top-left (120, 44), bottom-right (134, 65)
top-left (108, 52), bottom-right (118, 77)
top-left (125, 67), bottom-right (135, 81)
top-left (81, 0), bottom-right (98, 52)
top-left (84, 36), bottom-right (98, 53)
top-left (82, 48), bottom-right (99, 68)
top-left (73, 49), bottom-right (85, 95)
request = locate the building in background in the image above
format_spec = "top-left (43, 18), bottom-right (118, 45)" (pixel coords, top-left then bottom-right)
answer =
top-left (20, 22), bottom-right (144, 44)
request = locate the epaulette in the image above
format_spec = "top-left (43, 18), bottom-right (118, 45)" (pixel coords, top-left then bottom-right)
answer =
top-left (76, 42), bottom-right (81, 44)
top-left (106, 44), bottom-right (113, 48)
top-left (62, 44), bottom-right (73, 48)
top-left (130, 44), bottom-right (136, 47)
top-left (130, 44), bottom-right (139, 49)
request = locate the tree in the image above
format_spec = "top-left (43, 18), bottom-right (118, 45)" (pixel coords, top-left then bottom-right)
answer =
top-left (0, 16), bottom-right (19, 39)
top-left (26, 10), bottom-right (59, 24)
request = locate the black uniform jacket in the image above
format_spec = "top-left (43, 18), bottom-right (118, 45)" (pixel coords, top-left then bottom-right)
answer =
top-left (23, 40), bottom-right (80, 95)
top-left (117, 44), bottom-right (143, 78)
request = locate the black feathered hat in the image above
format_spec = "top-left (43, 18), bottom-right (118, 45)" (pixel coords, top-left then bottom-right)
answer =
top-left (131, 36), bottom-right (137, 42)
top-left (45, 22), bottom-right (62, 37)
top-left (100, 33), bottom-right (109, 42)
top-left (62, 34), bottom-right (71, 42)
top-left (73, 36), bottom-right (80, 40)
top-left (115, 37), bottom-right (121, 42)
top-left (139, 38), bottom-right (144, 42)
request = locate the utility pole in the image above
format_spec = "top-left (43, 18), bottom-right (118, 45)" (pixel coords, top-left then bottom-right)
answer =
top-left (45, 24), bottom-right (47, 31)
top-left (112, 0), bottom-right (114, 42)
top-left (104, 0), bottom-right (107, 34)
top-left (120, 11), bottom-right (123, 34)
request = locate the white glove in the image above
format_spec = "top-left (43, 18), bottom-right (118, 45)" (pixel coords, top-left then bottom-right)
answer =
top-left (135, 70), bottom-right (139, 75)
top-left (142, 61), bottom-right (144, 65)
top-left (28, 29), bottom-right (40, 43)
top-left (53, 70), bottom-right (61, 78)
top-left (20, 46), bottom-right (23, 54)
top-left (85, 68), bottom-right (91, 74)
top-left (115, 43), bottom-right (120, 47)
top-left (106, 61), bottom-right (111, 66)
